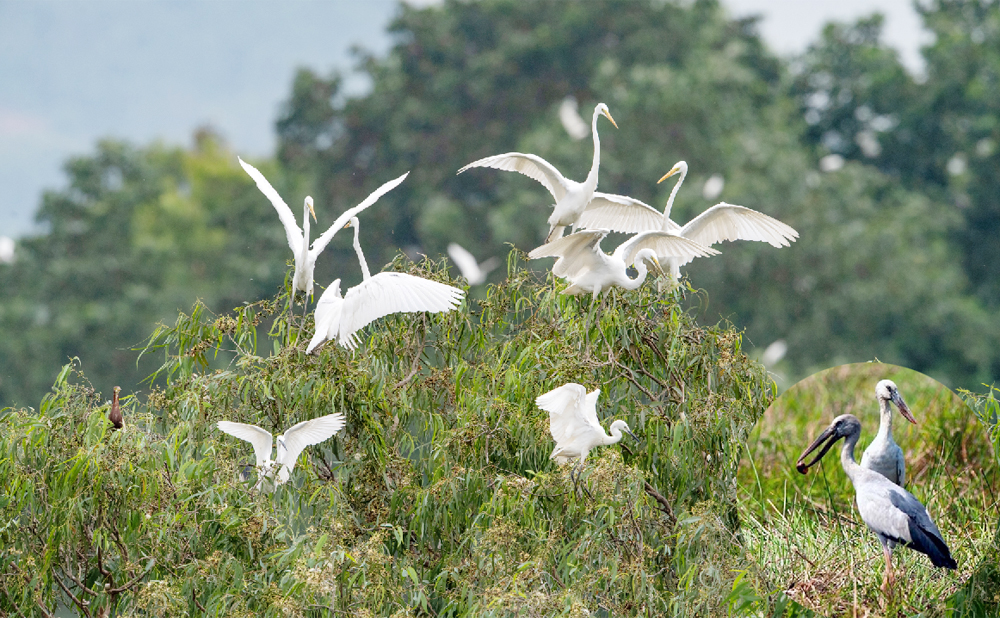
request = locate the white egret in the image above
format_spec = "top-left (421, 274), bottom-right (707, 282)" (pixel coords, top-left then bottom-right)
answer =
top-left (576, 161), bottom-right (798, 279)
top-left (861, 380), bottom-right (917, 487)
top-left (528, 229), bottom-right (718, 300)
top-left (447, 242), bottom-right (500, 286)
top-left (306, 217), bottom-right (465, 353)
top-left (558, 96), bottom-right (590, 140)
top-left (796, 414), bottom-right (956, 594)
top-left (457, 102), bottom-right (618, 243)
top-left (238, 157), bottom-right (409, 330)
top-left (217, 412), bottom-right (346, 491)
top-left (537, 383), bottom-right (638, 492)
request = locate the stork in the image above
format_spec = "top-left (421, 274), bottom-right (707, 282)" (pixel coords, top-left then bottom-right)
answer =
top-left (861, 379), bottom-right (916, 487)
top-left (796, 414), bottom-right (956, 594)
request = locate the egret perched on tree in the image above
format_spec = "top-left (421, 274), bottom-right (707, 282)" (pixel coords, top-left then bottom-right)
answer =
top-left (796, 414), bottom-right (956, 594)
top-left (528, 229), bottom-right (717, 300)
top-left (537, 383), bottom-right (638, 494)
top-left (457, 102), bottom-right (618, 243)
top-left (447, 242), bottom-right (499, 286)
top-left (108, 386), bottom-right (123, 430)
top-left (862, 380), bottom-right (917, 487)
top-left (238, 157), bottom-right (409, 332)
top-left (217, 413), bottom-right (346, 491)
top-left (306, 217), bottom-right (465, 353)
top-left (577, 160), bottom-right (798, 279)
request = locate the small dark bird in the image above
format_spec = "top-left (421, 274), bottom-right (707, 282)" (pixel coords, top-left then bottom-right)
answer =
top-left (108, 386), bottom-right (123, 429)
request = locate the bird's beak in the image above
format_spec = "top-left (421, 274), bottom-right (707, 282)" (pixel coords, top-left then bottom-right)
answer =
top-left (649, 256), bottom-right (664, 277)
top-left (795, 424), bottom-right (840, 474)
top-left (602, 109), bottom-right (619, 129)
top-left (626, 428), bottom-right (639, 442)
top-left (343, 220), bottom-right (352, 229)
top-left (893, 391), bottom-right (917, 425)
top-left (306, 197), bottom-right (317, 222)
top-left (657, 164), bottom-right (683, 184)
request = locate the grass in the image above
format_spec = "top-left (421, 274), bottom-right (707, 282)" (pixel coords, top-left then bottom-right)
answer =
top-left (737, 362), bottom-right (1000, 616)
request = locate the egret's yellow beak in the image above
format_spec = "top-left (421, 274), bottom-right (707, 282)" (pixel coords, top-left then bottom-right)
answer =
top-left (344, 220), bottom-right (352, 229)
top-left (602, 109), bottom-right (619, 129)
top-left (657, 165), bottom-right (683, 184)
top-left (650, 255), bottom-right (664, 276)
top-left (306, 196), bottom-right (317, 222)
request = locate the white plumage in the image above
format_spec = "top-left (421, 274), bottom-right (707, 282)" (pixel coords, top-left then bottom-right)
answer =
top-left (458, 103), bottom-right (618, 243)
top-left (217, 413), bottom-right (346, 490)
top-left (860, 379), bottom-right (917, 487)
top-left (447, 242), bottom-right (500, 286)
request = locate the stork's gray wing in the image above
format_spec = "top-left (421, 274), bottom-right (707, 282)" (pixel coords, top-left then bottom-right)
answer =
top-left (886, 490), bottom-right (955, 568)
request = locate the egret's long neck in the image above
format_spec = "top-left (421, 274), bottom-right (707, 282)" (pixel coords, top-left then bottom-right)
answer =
top-left (352, 219), bottom-right (371, 280)
top-left (622, 260), bottom-right (649, 290)
top-left (605, 425), bottom-right (625, 445)
top-left (840, 432), bottom-right (863, 482)
top-left (585, 109), bottom-right (602, 190)
top-left (300, 202), bottom-right (312, 266)
top-left (661, 167), bottom-right (686, 230)
top-left (875, 398), bottom-right (894, 442)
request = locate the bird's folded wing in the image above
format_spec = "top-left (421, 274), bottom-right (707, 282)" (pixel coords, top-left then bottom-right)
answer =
top-left (680, 203), bottom-right (798, 248)
top-left (618, 231), bottom-right (720, 267)
top-left (529, 229), bottom-right (609, 280)
top-left (217, 421), bottom-right (274, 467)
top-left (457, 152), bottom-right (569, 202)
top-left (309, 172), bottom-right (410, 257)
top-left (537, 383), bottom-right (588, 443)
top-left (277, 413), bottom-right (347, 474)
top-left (579, 192), bottom-right (677, 234)
top-left (306, 280), bottom-right (345, 354)
top-left (338, 273), bottom-right (465, 350)
top-left (239, 157), bottom-right (304, 254)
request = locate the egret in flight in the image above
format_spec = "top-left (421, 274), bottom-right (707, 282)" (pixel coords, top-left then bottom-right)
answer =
top-left (528, 229), bottom-right (717, 300)
top-left (577, 161), bottom-right (798, 279)
top-left (862, 380), bottom-right (917, 487)
top-left (537, 383), bottom-right (638, 494)
top-left (238, 157), bottom-right (409, 332)
top-left (217, 412), bottom-right (346, 491)
top-left (458, 102), bottom-right (618, 243)
top-left (306, 217), bottom-right (465, 353)
top-left (447, 242), bottom-right (499, 286)
top-left (796, 414), bottom-right (956, 594)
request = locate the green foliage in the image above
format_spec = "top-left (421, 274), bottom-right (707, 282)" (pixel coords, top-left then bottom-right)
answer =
top-left (1, 254), bottom-right (772, 616)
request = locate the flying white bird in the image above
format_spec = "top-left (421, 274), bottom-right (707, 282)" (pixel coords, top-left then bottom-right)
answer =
top-left (861, 380), bottom-right (917, 487)
top-left (447, 242), bottom-right (500, 286)
top-left (217, 412), bottom-right (346, 490)
top-left (238, 157), bottom-right (409, 328)
top-left (576, 160), bottom-right (798, 279)
top-left (528, 228), bottom-right (718, 300)
top-left (558, 96), bottom-right (590, 140)
top-left (537, 383), bottom-right (638, 492)
top-left (306, 217), bottom-right (465, 353)
top-left (457, 102), bottom-right (618, 243)
top-left (797, 414), bottom-right (956, 594)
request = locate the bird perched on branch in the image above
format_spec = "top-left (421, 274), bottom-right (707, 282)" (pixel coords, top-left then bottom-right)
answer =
top-left (108, 386), bottom-right (123, 430)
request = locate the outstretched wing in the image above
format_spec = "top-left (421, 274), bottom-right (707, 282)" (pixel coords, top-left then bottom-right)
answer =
top-left (679, 203), bottom-right (798, 248)
top-left (305, 279), bottom-right (344, 354)
top-left (337, 272), bottom-right (465, 350)
top-left (578, 192), bottom-right (678, 234)
top-left (309, 172), bottom-right (410, 258)
top-left (458, 152), bottom-right (569, 202)
top-left (537, 383), bottom-right (603, 453)
top-left (617, 231), bottom-right (720, 267)
top-left (239, 157), bottom-right (303, 254)
top-left (529, 229), bottom-right (609, 280)
top-left (277, 413), bottom-right (347, 475)
top-left (217, 421), bottom-right (273, 467)
top-left (447, 242), bottom-right (481, 282)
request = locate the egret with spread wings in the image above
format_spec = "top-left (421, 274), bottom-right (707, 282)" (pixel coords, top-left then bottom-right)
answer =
top-left (457, 102), bottom-right (617, 243)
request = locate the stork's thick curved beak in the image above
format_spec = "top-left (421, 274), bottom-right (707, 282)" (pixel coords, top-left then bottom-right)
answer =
top-left (892, 391), bottom-right (917, 424)
top-left (602, 108), bottom-right (619, 129)
top-left (796, 424), bottom-right (840, 474)
top-left (658, 164), bottom-right (683, 184)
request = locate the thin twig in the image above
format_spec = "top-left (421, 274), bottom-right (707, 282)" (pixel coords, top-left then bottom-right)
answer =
top-left (52, 571), bottom-right (91, 618)
top-left (643, 482), bottom-right (676, 526)
top-left (192, 589), bottom-right (207, 613)
top-left (107, 558), bottom-right (155, 594)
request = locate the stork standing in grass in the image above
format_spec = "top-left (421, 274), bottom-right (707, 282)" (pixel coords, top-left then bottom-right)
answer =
top-left (861, 379), bottom-right (917, 487)
top-left (796, 414), bottom-right (956, 595)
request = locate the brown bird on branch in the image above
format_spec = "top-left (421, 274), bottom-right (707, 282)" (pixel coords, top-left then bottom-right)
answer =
top-left (108, 386), bottom-right (123, 429)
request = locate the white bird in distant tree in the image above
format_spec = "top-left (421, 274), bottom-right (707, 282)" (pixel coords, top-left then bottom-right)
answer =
top-left (217, 413), bottom-right (346, 491)
top-left (537, 383), bottom-right (638, 492)
top-left (577, 160), bottom-right (798, 279)
top-left (558, 96), bottom-right (590, 140)
top-left (306, 217), bottom-right (465, 353)
top-left (447, 242), bottom-right (500, 286)
top-left (238, 157), bottom-right (409, 331)
top-left (457, 102), bottom-right (618, 243)
top-left (528, 228), bottom-right (718, 300)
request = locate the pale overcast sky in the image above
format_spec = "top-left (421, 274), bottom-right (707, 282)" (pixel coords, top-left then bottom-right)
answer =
top-left (0, 0), bottom-right (926, 239)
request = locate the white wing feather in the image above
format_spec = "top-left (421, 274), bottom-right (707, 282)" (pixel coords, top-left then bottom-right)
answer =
top-left (447, 242), bottom-right (482, 282)
top-left (618, 231), bottom-right (721, 267)
top-left (537, 383), bottom-right (589, 445)
top-left (309, 172), bottom-right (410, 258)
top-left (529, 229), bottom-right (609, 280)
top-left (679, 203), bottom-right (798, 248)
top-left (239, 157), bottom-right (303, 254)
top-left (217, 421), bottom-right (274, 467)
top-left (305, 279), bottom-right (344, 354)
top-left (337, 272), bottom-right (465, 349)
top-left (579, 192), bottom-right (678, 234)
top-left (277, 412), bottom-right (347, 475)
top-left (458, 152), bottom-right (569, 202)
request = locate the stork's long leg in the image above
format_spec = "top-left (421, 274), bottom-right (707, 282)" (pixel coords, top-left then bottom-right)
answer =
top-left (880, 543), bottom-right (895, 597)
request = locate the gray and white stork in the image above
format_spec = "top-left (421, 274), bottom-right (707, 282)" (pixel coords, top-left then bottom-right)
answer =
top-left (861, 379), bottom-right (917, 487)
top-left (796, 414), bottom-right (956, 593)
